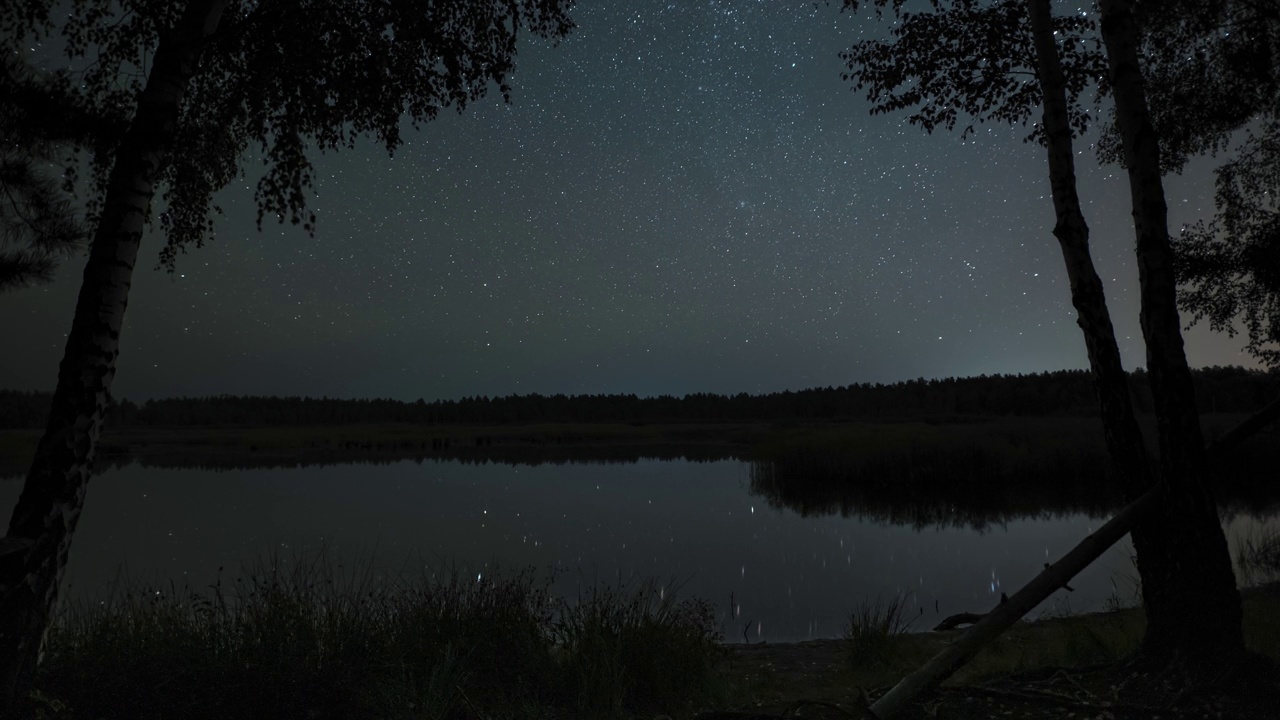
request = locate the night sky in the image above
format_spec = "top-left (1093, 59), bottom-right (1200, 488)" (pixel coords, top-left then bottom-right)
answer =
top-left (2, 0), bottom-right (1258, 402)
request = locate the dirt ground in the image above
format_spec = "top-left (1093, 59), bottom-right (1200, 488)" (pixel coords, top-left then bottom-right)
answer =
top-left (713, 640), bottom-right (1278, 719)
top-left (708, 585), bottom-right (1280, 719)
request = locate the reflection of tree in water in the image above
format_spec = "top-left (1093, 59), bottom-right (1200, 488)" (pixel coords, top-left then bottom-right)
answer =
top-left (748, 424), bottom-right (1280, 531)
top-left (7, 427), bottom-right (1273, 527)
top-left (748, 452), bottom-right (1123, 532)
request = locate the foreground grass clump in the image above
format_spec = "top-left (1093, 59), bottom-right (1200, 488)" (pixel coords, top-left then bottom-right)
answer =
top-left (554, 581), bottom-right (725, 717)
top-left (32, 554), bottom-right (726, 720)
top-left (844, 595), bottom-right (915, 671)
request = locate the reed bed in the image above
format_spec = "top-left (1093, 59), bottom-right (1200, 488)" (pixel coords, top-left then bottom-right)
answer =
top-left (31, 552), bottom-right (726, 720)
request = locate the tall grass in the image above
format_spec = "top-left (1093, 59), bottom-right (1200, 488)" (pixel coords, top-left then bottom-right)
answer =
top-left (553, 580), bottom-right (725, 717)
top-left (844, 595), bottom-right (915, 670)
top-left (31, 552), bottom-right (726, 720)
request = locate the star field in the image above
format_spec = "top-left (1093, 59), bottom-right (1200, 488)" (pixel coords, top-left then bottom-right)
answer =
top-left (1, 0), bottom-right (1256, 401)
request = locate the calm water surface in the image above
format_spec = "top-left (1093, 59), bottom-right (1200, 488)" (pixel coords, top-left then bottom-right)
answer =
top-left (1, 458), bottom-right (1271, 642)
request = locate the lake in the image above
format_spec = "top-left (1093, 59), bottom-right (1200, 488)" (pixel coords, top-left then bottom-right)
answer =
top-left (1, 457), bottom-right (1274, 642)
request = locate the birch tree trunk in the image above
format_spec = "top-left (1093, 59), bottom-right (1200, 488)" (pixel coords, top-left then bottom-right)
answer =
top-left (1026, 0), bottom-right (1167, 602)
top-left (1098, 0), bottom-right (1245, 663)
top-left (0, 0), bottom-right (229, 710)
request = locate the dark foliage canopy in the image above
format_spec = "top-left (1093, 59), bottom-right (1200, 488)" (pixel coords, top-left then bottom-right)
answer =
top-left (3, 0), bottom-right (575, 270)
top-left (1178, 129), bottom-right (1280, 367)
top-left (1139, 0), bottom-right (1280, 367)
top-left (0, 54), bottom-right (125, 290)
top-left (1102, 0), bottom-right (1277, 171)
top-left (839, 0), bottom-right (1107, 141)
top-left (840, 0), bottom-right (1279, 366)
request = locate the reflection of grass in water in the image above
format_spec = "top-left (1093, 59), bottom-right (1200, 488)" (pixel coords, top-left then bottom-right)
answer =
top-left (35, 548), bottom-right (729, 720)
top-left (751, 418), bottom-right (1124, 529)
top-left (751, 415), bottom-right (1280, 527)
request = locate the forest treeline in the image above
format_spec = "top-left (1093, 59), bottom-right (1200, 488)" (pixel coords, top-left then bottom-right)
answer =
top-left (1, 366), bottom-right (1276, 429)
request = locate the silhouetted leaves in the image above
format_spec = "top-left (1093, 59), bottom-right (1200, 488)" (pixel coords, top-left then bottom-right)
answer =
top-left (836, 0), bottom-right (1279, 367)
top-left (1099, 0), bottom-right (1279, 172)
top-left (6, 0), bottom-right (575, 270)
top-left (0, 53), bottom-right (126, 290)
top-left (839, 0), bottom-right (1106, 141)
top-left (1144, 0), bottom-right (1280, 367)
top-left (1178, 128), bottom-right (1280, 367)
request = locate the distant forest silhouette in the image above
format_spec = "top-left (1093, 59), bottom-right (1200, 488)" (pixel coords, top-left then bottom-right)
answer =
top-left (1, 366), bottom-right (1276, 429)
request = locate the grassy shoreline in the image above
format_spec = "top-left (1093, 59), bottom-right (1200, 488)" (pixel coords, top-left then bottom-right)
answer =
top-left (22, 552), bottom-right (1280, 719)
top-left (30, 557), bottom-right (729, 720)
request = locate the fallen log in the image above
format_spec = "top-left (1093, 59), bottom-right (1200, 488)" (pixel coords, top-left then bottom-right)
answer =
top-left (932, 612), bottom-right (984, 632)
top-left (862, 483), bottom-right (1161, 720)
top-left (853, 390), bottom-right (1278, 718)
top-left (935, 570), bottom-right (1074, 631)
top-left (858, 390), bottom-right (1280, 719)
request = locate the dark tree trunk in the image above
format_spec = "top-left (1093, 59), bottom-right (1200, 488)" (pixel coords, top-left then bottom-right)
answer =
top-left (1027, 0), bottom-right (1159, 516)
top-left (0, 1), bottom-right (229, 711)
top-left (1098, 0), bottom-right (1245, 664)
top-left (1027, 0), bottom-right (1182, 638)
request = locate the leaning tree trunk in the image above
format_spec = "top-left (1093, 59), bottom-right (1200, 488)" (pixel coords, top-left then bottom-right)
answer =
top-left (0, 0), bottom-right (229, 710)
top-left (853, 398), bottom-right (1279, 720)
top-left (1098, 0), bottom-right (1245, 664)
top-left (1026, 0), bottom-right (1169, 602)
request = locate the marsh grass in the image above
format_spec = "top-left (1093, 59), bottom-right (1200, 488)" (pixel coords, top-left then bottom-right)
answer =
top-left (553, 579), bottom-right (725, 716)
top-left (32, 551), bottom-right (727, 720)
top-left (844, 595), bottom-right (916, 670)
